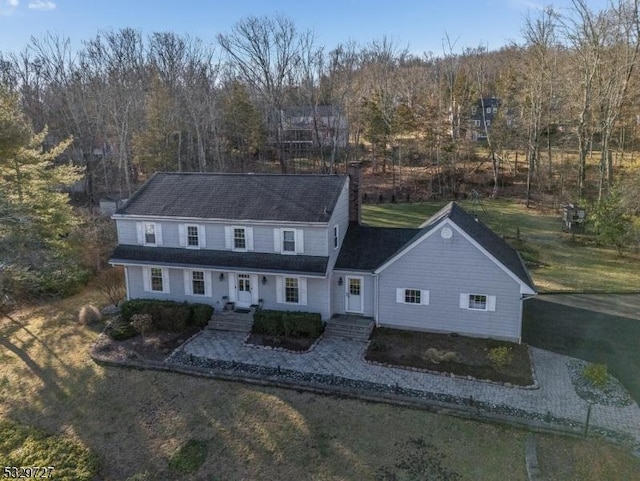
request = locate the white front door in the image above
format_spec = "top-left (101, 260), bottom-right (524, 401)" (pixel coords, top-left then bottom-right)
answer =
top-left (236, 274), bottom-right (252, 307)
top-left (345, 276), bottom-right (363, 313)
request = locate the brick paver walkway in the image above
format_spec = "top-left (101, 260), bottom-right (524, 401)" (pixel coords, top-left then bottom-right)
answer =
top-left (178, 330), bottom-right (640, 445)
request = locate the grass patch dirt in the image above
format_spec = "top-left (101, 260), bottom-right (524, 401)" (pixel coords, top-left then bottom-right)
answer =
top-left (0, 419), bottom-right (99, 480)
top-left (0, 284), bottom-right (638, 479)
top-left (168, 439), bottom-right (210, 474)
top-left (366, 328), bottom-right (534, 386)
top-left (362, 199), bottom-right (640, 293)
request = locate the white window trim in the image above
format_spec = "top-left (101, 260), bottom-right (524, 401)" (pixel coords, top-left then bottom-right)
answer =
top-left (226, 226), bottom-right (253, 252)
top-left (183, 269), bottom-right (212, 297)
top-left (181, 223), bottom-right (205, 249)
top-left (459, 293), bottom-right (496, 312)
top-left (143, 266), bottom-right (170, 294)
top-left (275, 275), bottom-right (307, 306)
top-left (137, 221), bottom-right (163, 247)
top-left (276, 228), bottom-right (304, 255)
top-left (395, 288), bottom-right (429, 305)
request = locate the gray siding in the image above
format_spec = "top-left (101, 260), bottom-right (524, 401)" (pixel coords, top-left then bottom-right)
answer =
top-left (327, 181), bottom-right (350, 269)
top-left (377, 224), bottom-right (523, 342)
top-left (331, 271), bottom-right (375, 317)
top-left (115, 219), bottom-right (328, 255)
top-left (125, 266), bottom-right (330, 319)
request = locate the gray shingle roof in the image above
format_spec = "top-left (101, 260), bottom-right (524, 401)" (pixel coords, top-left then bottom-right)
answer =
top-left (116, 173), bottom-right (346, 223)
top-left (335, 224), bottom-right (420, 271)
top-left (110, 245), bottom-right (328, 276)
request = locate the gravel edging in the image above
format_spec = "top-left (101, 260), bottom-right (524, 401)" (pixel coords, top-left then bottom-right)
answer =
top-left (89, 341), bottom-right (638, 452)
top-left (566, 359), bottom-right (633, 407)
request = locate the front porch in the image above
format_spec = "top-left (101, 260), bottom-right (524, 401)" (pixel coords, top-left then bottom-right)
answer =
top-left (207, 305), bottom-right (256, 333)
top-left (324, 314), bottom-right (374, 341)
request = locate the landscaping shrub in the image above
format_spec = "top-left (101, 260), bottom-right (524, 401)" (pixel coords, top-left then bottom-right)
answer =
top-left (119, 299), bottom-right (213, 332)
top-left (130, 313), bottom-right (153, 343)
top-left (583, 362), bottom-right (608, 388)
top-left (253, 310), bottom-right (323, 338)
top-left (191, 303), bottom-right (214, 328)
top-left (423, 348), bottom-right (459, 364)
top-left (106, 319), bottom-right (138, 341)
top-left (488, 346), bottom-right (513, 369)
top-left (78, 304), bottom-right (102, 325)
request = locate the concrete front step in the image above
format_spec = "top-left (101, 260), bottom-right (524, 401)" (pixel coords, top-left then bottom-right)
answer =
top-left (207, 311), bottom-right (254, 333)
top-left (324, 316), bottom-right (374, 341)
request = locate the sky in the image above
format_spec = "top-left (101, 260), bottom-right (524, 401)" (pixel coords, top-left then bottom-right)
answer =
top-left (0, 0), bottom-right (610, 56)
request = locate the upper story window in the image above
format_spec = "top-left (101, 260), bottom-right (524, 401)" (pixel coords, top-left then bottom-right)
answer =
top-left (492, 106), bottom-right (498, 113)
top-left (234, 228), bottom-right (246, 250)
top-left (473, 120), bottom-right (481, 127)
top-left (180, 224), bottom-right (205, 249)
top-left (486, 106), bottom-right (491, 114)
top-left (137, 222), bottom-right (162, 246)
top-left (333, 225), bottom-right (339, 249)
top-left (471, 106), bottom-right (477, 115)
top-left (145, 223), bottom-right (156, 245)
top-left (187, 226), bottom-right (199, 246)
top-left (469, 294), bottom-right (487, 310)
top-left (225, 226), bottom-right (253, 251)
top-left (274, 228), bottom-right (303, 254)
top-left (283, 229), bottom-right (296, 252)
top-left (405, 289), bottom-right (421, 304)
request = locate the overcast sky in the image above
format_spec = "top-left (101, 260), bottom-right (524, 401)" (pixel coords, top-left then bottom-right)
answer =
top-left (0, 0), bottom-right (609, 56)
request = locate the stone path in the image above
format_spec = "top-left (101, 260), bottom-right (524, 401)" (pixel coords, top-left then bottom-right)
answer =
top-left (178, 330), bottom-right (640, 446)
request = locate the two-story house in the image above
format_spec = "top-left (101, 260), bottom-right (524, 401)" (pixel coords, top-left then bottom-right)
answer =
top-left (110, 164), bottom-right (536, 343)
top-left (470, 97), bottom-right (500, 141)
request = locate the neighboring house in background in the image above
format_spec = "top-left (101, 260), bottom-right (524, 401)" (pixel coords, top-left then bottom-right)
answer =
top-left (109, 165), bottom-right (536, 343)
top-left (470, 97), bottom-right (500, 141)
top-left (278, 105), bottom-right (348, 153)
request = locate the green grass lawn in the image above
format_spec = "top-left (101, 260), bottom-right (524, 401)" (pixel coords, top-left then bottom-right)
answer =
top-left (362, 200), bottom-right (640, 293)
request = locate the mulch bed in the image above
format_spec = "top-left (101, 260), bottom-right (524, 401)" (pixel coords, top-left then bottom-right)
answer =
top-left (245, 333), bottom-right (317, 352)
top-left (93, 327), bottom-right (201, 362)
top-left (366, 328), bottom-right (534, 386)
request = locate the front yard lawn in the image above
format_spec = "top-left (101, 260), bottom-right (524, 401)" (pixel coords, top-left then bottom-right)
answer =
top-left (366, 328), bottom-right (534, 386)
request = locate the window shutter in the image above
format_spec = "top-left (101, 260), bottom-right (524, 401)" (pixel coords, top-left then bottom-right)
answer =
top-left (246, 227), bottom-right (254, 251)
top-left (487, 296), bottom-right (497, 312)
top-left (276, 276), bottom-right (283, 303)
top-left (204, 271), bottom-right (213, 297)
top-left (296, 229), bottom-right (304, 254)
top-left (136, 222), bottom-right (144, 245)
top-left (155, 224), bottom-right (163, 246)
top-left (199, 225), bottom-right (206, 247)
top-left (224, 226), bottom-right (232, 249)
top-left (178, 224), bottom-right (186, 247)
top-left (183, 270), bottom-right (192, 296)
top-left (162, 268), bottom-right (170, 293)
top-left (421, 290), bottom-right (430, 305)
top-left (459, 293), bottom-right (468, 309)
top-left (396, 288), bottom-right (404, 303)
top-left (250, 274), bottom-right (259, 304)
top-left (142, 267), bottom-right (150, 292)
top-left (227, 273), bottom-right (236, 302)
top-left (274, 229), bottom-right (280, 252)
top-left (299, 278), bottom-right (307, 305)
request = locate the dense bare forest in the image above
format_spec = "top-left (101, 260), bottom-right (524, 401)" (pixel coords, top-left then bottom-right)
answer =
top-left (2, 0), bottom-right (640, 302)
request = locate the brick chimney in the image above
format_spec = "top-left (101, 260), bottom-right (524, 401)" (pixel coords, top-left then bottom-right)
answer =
top-left (347, 161), bottom-right (362, 225)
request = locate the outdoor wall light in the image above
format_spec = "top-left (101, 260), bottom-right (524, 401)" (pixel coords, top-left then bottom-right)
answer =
top-left (219, 272), bottom-right (224, 281)
top-left (261, 276), bottom-right (267, 285)
top-left (338, 277), bottom-right (343, 286)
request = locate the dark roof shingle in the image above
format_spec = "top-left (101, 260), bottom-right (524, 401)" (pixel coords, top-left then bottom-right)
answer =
top-left (110, 245), bottom-right (328, 276)
top-left (116, 173), bottom-right (346, 223)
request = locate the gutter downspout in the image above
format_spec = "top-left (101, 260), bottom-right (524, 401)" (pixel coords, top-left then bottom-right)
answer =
top-left (373, 273), bottom-right (379, 326)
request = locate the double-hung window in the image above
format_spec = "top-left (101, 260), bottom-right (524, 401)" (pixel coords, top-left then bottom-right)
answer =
top-left (282, 229), bottom-right (296, 253)
top-left (285, 277), bottom-right (299, 303)
top-left (187, 226), bottom-right (199, 247)
top-left (150, 267), bottom-right (163, 292)
top-left (234, 228), bottom-right (246, 250)
top-left (145, 224), bottom-right (156, 244)
top-left (192, 271), bottom-right (205, 295)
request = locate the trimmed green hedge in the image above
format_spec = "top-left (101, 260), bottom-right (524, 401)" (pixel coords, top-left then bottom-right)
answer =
top-left (120, 299), bottom-right (214, 332)
top-left (253, 309), bottom-right (323, 338)
top-left (106, 319), bottom-right (138, 340)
